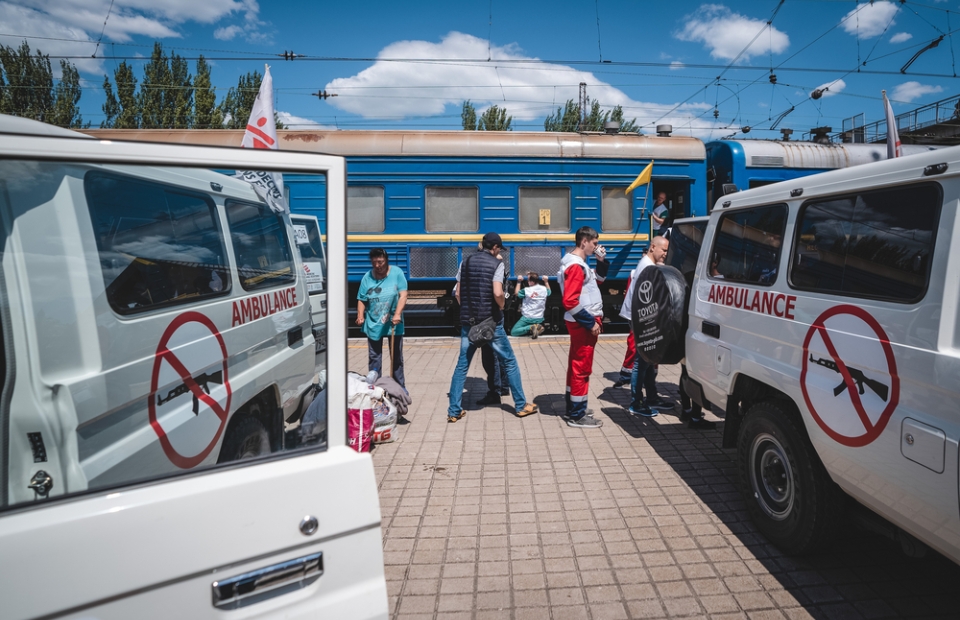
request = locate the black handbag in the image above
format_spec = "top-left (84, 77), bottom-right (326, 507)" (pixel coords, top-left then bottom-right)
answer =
top-left (467, 317), bottom-right (496, 346)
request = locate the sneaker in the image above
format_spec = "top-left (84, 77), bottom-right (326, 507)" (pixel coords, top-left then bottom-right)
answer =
top-left (477, 392), bottom-right (502, 406)
top-left (517, 403), bottom-right (539, 417)
top-left (448, 412), bottom-right (465, 423)
top-left (645, 398), bottom-right (676, 412)
top-left (530, 324), bottom-right (541, 339)
top-left (612, 377), bottom-right (630, 388)
top-left (688, 418), bottom-right (717, 429)
top-left (628, 405), bottom-right (658, 417)
top-left (566, 414), bottom-right (603, 428)
top-left (680, 407), bottom-right (695, 422)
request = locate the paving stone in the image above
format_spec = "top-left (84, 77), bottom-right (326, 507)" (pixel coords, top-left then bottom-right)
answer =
top-left (363, 336), bottom-right (960, 619)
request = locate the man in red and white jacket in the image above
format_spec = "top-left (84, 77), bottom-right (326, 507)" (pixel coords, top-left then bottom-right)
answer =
top-left (559, 226), bottom-right (609, 428)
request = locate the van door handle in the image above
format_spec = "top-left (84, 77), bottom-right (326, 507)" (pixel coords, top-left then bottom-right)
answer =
top-left (287, 326), bottom-right (303, 347)
top-left (212, 551), bottom-right (323, 609)
top-left (702, 321), bottom-right (720, 338)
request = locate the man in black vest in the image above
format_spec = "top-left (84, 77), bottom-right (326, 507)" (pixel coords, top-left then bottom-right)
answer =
top-left (448, 232), bottom-right (538, 422)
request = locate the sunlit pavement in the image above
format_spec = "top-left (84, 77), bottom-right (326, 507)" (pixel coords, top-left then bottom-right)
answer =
top-left (351, 336), bottom-right (960, 620)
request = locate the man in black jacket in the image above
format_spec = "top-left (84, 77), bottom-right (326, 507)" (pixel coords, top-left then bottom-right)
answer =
top-left (447, 232), bottom-right (538, 422)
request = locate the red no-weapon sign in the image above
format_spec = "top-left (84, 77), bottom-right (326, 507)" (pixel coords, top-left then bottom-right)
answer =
top-left (149, 312), bottom-right (232, 469)
top-left (800, 305), bottom-right (899, 447)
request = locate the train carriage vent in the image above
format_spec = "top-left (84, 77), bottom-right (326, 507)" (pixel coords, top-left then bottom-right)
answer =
top-left (514, 246), bottom-right (563, 279)
top-left (410, 247), bottom-right (460, 278)
top-left (750, 156), bottom-right (785, 167)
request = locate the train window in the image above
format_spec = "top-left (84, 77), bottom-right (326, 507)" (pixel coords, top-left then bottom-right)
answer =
top-left (789, 183), bottom-right (941, 303)
top-left (347, 186), bottom-right (384, 233)
top-left (601, 187), bottom-right (631, 232)
top-left (708, 204), bottom-right (787, 285)
top-left (86, 171), bottom-right (231, 315)
top-left (425, 187), bottom-right (478, 232)
top-left (520, 187), bottom-right (570, 232)
top-left (225, 200), bottom-right (296, 291)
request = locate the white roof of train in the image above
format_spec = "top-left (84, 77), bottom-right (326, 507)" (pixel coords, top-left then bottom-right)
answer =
top-left (82, 129), bottom-right (706, 160)
top-left (713, 139), bottom-right (940, 169)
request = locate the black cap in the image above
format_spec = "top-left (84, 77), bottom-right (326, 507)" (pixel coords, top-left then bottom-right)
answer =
top-left (482, 232), bottom-right (503, 248)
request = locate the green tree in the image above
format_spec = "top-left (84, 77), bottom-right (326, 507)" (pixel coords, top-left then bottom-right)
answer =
top-left (581, 99), bottom-right (606, 132)
top-left (138, 43), bottom-right (192, 129)
top-left (49, 60), bottom-right (83, 128)
top-left (477, 104), bottom-right (512, 131)
top-left (610, 105), bottom-right (639, 133)
top-left (194, 56), bottom-right (222, 129)
top-left (544, 99), bottom-right (581, 132)
top-left (0, 41), bottom-right (82, 126)
top-left (101, 61), bottom-right (139, 128)
top-left (461, 100), bottom-right (477, 130)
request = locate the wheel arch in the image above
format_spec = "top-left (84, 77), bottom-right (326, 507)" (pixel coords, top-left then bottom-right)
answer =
top-left (222, 386), bottom-right (283, 454)
top-left (723, 373), bottom-right (806, 449)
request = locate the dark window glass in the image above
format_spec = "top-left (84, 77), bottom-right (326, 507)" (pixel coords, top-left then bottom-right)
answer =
top-left (347, 186), bottom-right (384, 232)
top-left (790, 184), bottom-right (941, 302)
top-left (708, 204), bottom-right (787, 285)
top-left (226, 200), bottom-right (295, 291)
top-left (519, 187), bottom-right (570, 232)
top-left (85, 172), bottom-right (230, 314)
top-left (666, 219), bottom-right (708, 282)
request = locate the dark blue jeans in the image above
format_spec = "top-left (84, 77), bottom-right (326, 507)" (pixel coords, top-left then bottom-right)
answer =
top-left (448, 320), bottom-right (526, 417)
top-left (481, 344), bottom-right (506, 394)
top-left (367, 335), bottom-right (404, 388)
top-left (630, 353), bottom-right (658, 410)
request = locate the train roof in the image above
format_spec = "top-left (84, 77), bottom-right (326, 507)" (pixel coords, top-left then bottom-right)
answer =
top-left (82, 129), bottom-right (706, 161)
top-left (706, 139), bottom-right (940, 169)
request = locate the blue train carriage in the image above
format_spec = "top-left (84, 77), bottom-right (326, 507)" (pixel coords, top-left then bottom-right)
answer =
top-left (81, 128), bottom-right (707, 330)
top-left (282, 130), bottom-right (706, 330)
top-left (706, 139), bottom-right (940, 211)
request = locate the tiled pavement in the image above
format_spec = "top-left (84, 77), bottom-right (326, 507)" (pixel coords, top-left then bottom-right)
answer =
top-left (350, 335), bottom-right (960, 620)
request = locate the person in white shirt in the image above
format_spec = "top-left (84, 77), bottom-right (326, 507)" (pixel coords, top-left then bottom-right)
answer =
top-left (510, 272), bottom-right (551, 338)
top-left (651, 192), bottom-right (670, 237)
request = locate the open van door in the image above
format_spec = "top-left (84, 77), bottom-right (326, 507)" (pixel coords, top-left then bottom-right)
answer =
top-left (0, 123), bottom-right (387, 619)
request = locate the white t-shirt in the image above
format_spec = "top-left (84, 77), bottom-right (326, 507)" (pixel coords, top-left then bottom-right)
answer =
top-left (653, 204), bottom-right (669, 229)
top-left (518, 284), bottom-right (549, 319)
top-left (619, 254), bottom-right (656, 321)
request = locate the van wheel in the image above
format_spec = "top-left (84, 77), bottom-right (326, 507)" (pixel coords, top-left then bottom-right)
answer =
top-left (737, 401), bottom-right (843, 554)
top-left (218, 416), bottom-right (270, 463)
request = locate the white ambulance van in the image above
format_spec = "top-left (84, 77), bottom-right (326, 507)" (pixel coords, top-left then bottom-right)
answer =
top-left (0, 115), bottom-right (388, 619)
top-left (684, 144), bottom-right (960, 563)
top-left (290, 213), bottom-right (327, 353)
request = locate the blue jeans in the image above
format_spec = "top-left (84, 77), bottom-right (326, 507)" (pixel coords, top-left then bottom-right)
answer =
top-left (481, 344), bottom-right (505, 395)
top-left (368, 336), bottom-right (404, 388)
top-left (448, 320), bottom-right (527, 417)
top-left (630, 353), bottom-right (658, 411)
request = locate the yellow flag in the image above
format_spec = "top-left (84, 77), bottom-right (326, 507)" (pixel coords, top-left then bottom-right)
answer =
top-left (625, 161), bottom-right (653, 195)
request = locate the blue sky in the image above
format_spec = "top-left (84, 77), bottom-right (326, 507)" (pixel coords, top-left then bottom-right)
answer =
top-left (1, 0), bottom-right (956, 138)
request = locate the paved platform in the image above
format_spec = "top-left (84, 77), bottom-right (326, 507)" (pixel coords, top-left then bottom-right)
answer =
top-left (350, 336), bottom-right (960, 619)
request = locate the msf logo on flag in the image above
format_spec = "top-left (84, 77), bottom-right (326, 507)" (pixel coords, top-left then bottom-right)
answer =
top-left (238, 64), bottom-right (286, 213)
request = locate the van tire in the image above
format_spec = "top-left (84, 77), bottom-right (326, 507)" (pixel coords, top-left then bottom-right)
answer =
top-left (737, 401), bottom-right (843, 554)
top-left (218, 416), bottom-right (270, 463)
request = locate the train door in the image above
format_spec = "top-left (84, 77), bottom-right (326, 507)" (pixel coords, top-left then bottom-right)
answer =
top-left (651, 180), bottom-right (692, 228)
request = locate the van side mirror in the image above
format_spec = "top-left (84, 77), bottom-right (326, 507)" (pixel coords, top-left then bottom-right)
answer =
top-left (722, 183), bottom-right (739, 196)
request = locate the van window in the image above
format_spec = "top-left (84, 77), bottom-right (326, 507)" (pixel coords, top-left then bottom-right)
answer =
top-left (708, 204), bottom-right (787, 285)
top-left (666, 219), bottom-right (708, 282)
top-left (425, 187), bottom-right (478, 232)
top-left (790, 183), bottom-right (942, 302)
top-left (225, 200), bottom-right (296, 291)
top-left (86, 172), bottom-right (230, 315)
top-left (347, 186), bottom-right (384, 233)
top-left (520, 187), bottom-right (570, 232)
top-left (601, 186), bottom-right (631, 232)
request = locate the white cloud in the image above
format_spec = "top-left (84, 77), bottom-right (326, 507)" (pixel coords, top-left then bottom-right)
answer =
top-left (0, 0), bottom-right (269, 75)
top-left (892, 81), bottom-right (944, 103)
top-left (841, 1), bottom-right (899, 38)
top-left (669, 61), bottom-right (685, 70)
top-left (277, 111), bottom-right (335, 130)
top-left (675, 5), bottom-right (789, 62)
top-left (890, 32), bottom-right (912, 44)
top-left (214, 25), bottom-right (243, 40)
top-left (324, 32), bottom-right (728, 138)
top-left (811, 79), bottom-right (846, 98)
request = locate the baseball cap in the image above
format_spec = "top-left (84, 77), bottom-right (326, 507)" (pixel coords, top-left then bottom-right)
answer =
top-left (482, 232), bottom-right (503, 248)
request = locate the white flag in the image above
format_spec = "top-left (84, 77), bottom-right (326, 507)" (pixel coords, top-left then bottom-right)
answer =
top-left (238, 64), bottom-right (286, 213)
top-left (882, 90), bottom-right (901, 159)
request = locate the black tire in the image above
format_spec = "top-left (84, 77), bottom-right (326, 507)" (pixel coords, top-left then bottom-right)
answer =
top-left (737, 401), bottom-right (844, 554)
top-left (218, 416), bottom-right (270, 463)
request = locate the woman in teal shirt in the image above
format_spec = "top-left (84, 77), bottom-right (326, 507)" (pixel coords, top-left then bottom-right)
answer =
top-left (355, 248), bottom-right (408, 388)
